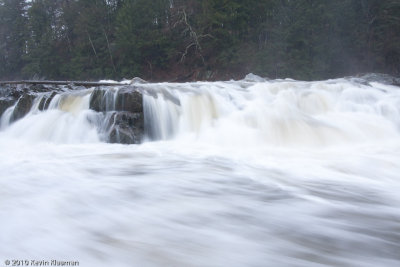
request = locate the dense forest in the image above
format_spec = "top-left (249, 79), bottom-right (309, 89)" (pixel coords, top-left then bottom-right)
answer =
top-left (0, 0), bottom-right (399, 81)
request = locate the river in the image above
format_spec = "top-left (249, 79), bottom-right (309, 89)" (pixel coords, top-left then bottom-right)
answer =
top-left (1, 75), bottom-right (400, 266)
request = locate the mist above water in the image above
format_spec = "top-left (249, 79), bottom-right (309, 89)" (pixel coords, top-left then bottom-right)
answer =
top-left (1, 76), bottom-right (400, 267)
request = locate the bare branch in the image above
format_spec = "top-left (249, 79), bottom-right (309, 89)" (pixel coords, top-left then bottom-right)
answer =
top-left (180, 43), bottom-right (196, 62)
top-left (103, 28), bottom-right (117, 74)
top-left (173, 9), bottom-right (212, 65)
top-left (87, 30), bottom-right (98, 59)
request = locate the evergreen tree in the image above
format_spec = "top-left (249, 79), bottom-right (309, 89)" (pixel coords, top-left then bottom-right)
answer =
top-left (23, 0), bottom-right (61, 78)
top-left (115, 0), bottom-right (171, 78)
top-left (0, 0), bottom-right (27, 79)
top-left (0, 0), bottom-right (399, 80)
top-left (67, 0), bottom-right (118, 79)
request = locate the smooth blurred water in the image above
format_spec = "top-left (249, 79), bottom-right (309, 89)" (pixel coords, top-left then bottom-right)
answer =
top-left (1, 77), bottom-right (400, 267)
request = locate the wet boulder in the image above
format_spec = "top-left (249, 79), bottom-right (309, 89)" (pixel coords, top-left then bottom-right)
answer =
top-left (89, 88), bottom-right (107, 112)
top-left (30, 84), bottom-right (51, 93)
top-left (0, 98), bottom-right (15, 117)
top-left (85, 85), bottom-right (145, 144)
top-left (115, 87), bottom-right (143, 113)
top-left (109, 126), bottom-right (136, 144)
top-left (358, 73), bottom-right (400, 87)
top-left (130, 77), bottom-right (147, 84)
top-left (105, 111), bottom-right (144, 144)
top-left (10, 94), bottom-right (36, 123)
top-left (90, 86), bottom-right (145, 144)
top-left (38, 91), bottom-right (57, 111)
top-left (89, 86), bottom-right (143, 113)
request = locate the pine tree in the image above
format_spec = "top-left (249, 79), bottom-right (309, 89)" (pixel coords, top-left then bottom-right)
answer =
top-left (115, 0), bottom-right (171, 78)
top-left (0, 0), bottom-right (27, 79)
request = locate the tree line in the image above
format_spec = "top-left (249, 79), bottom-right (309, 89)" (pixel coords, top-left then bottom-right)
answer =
top-left (0, 0), bottom-right (399, 81)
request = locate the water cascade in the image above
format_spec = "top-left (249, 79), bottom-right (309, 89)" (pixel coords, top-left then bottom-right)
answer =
top-left (0, 85), bottom-right (143, 144)
top-left (1, 76), bottom-right (399, 147)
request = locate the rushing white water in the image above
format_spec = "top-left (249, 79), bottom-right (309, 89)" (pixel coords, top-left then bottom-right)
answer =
top-left (1, 76), bottom-right (400, 267)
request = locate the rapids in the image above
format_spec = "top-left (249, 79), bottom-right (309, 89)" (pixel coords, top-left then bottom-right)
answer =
top-left (1, 76), bottom-right (400, 267)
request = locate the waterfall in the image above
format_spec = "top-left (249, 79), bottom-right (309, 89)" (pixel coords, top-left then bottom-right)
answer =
top-left (1, 75), bottom-right (400, 267)
top-left (0, 86), bottom-right (143, 144)
top-left (0, 90), bottom-right (100, 143)
top-left (141, 78), bottom-right (400, 147)
top-left (1, 77), bottom-right (400, 147)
